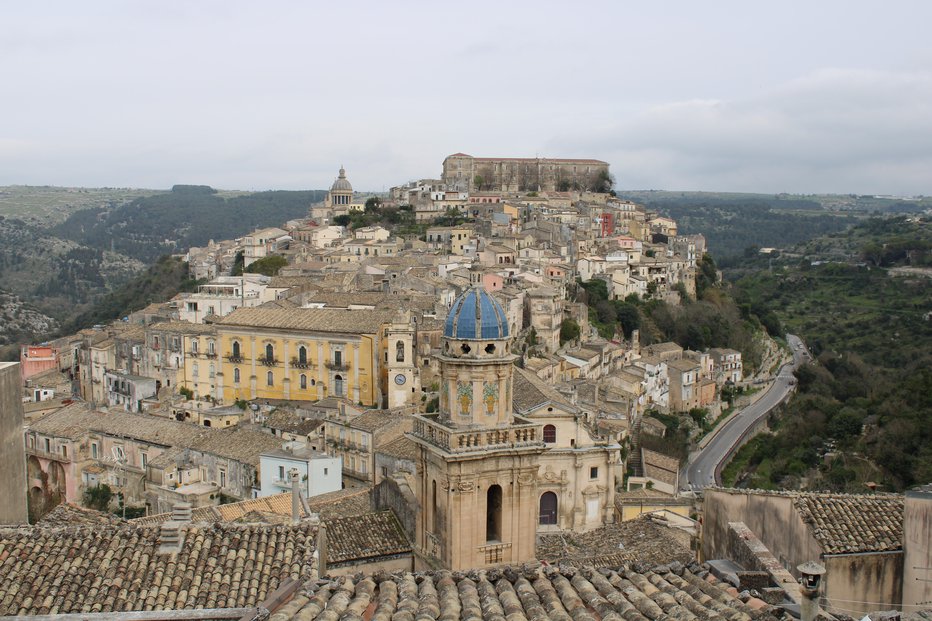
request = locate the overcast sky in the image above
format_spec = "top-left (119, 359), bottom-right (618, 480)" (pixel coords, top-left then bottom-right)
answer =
top-left (3, 1), bottom-right (931, 194)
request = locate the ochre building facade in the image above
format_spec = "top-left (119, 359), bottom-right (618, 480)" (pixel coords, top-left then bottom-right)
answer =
top-left (215, 307), bottom-right (417, 408)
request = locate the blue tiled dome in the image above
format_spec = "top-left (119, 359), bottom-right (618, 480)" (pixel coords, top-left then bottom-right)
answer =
top-left (444, 286), bottom-right (509, 339)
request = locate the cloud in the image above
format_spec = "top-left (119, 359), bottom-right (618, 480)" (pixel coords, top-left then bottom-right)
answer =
top-left (567, 69), bottom-right (932, 194)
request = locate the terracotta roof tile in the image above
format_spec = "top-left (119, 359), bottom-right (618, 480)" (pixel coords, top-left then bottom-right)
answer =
top-left (37, 503), bottom-right (125, 528)
top-left (275, 562), bottom-right (783, 621)
top-left (0, 522), bottom-right (317, 615)
top-left (711, 488), bottom-right (904, 554)
top-left (537, 516), bottom-right (693, 568)
top-left (376, 435), bottom-right (417, 461)
top-left (641, 448), bottom-right (680, 487)
top-left (323, 511), bottom-right (410, 565)
top-left (793, 493), bottom-right (903, 553)
top-left (29, 403), bottom-right (282, 466)
top-left (219, 307), bottom-right (395, 334)
top-left (512, 367), bottom-right (574, 415)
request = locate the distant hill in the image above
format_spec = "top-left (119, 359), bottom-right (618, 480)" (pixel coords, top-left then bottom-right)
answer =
top-left (0, 185), bottom-right (326, 351)
top-left (616, 191), bottom-right (861, 260)
top-left (724, 216), bottom-right (932, 491)
top-left (52, 185), bottom-right (327, 263)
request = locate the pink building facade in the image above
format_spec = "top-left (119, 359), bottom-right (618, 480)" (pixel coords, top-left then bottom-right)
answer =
top-left (20, 346), bottom-right (60, 381)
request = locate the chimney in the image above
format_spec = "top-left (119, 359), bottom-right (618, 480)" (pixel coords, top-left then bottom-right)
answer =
top-left (172, 502), bottom-right (192, 523)
top-left (797, 561), bottom-right (826, 621)
top-left (291, 469), bottom-right (302, 524)
top-left (317, 523), bottom-right (328, 577)
top-left (158, 520), bottom-right (184, 554)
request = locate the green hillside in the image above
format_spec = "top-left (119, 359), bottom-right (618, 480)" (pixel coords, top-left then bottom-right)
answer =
top-left (724, 216), bottom-right (932, 491)
top-left (52, 185), bottom-right (326, 263)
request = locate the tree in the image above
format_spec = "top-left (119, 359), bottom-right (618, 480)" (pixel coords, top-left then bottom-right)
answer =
top-left (83, 484), bottom-right (113, 512)
top-left (577, 278), bottom-right (608, 304)
top-left (244, 255), bottom-right (288, 276)
top-left (614, 302), bottom-right (640, 338)
top-left (695, 253), bottom-right (718, 299)
top-left (595, 300), bottom-right (616, 325)
top-left (560, 318), bottom-right (580, 344)
top-left (590, 169), bottom-right (615, 193)
top-left (365, 197), bottom-right (382, 213)
top-left (231, 250), bottom-right (245, 276)
top-left (473, 175), bottom-right (484, 191)
top-left (332, 215), bottom-right (352, 227)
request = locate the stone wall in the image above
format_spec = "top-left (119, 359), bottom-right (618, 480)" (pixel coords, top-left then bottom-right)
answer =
top-left (824, 552), bottom-right (903, 616)
top-left (903, 486), bottom-right (932, 608)
top-left (0, 363), bottom-right (28, 524)
top-left (373, 473), bottom-right (417, 542)
top-left (723, 521), bottom-right (800, 603)
top-left (702, 490), bottom-right (822, 574)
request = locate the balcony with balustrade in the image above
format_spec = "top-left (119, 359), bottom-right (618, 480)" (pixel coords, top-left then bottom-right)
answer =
top-left (411, 413), bottom-right (542, 455)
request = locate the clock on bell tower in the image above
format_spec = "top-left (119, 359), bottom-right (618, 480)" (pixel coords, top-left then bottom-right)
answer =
top-left (385, 311), bottom-right (420, 409)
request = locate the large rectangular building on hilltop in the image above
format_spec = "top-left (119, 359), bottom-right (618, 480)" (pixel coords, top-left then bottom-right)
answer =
top-left (442, 153), bottom-right (610, 193)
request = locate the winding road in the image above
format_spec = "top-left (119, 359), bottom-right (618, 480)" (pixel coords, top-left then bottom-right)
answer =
top-left (681, 334), bottom-right (810, 491)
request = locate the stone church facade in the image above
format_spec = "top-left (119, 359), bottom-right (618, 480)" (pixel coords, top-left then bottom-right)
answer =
top-left (409, 285), bottom-right (621, 570)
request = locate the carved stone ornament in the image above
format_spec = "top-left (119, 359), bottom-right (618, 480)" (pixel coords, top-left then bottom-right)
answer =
top-left (457, 477), bottom-right (475, 492)
top-left (517, 472), bottom-right (536, 486)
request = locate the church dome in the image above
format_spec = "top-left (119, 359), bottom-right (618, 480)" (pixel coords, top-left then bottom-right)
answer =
top-left (444, 286), bottom-right (509, 340)
top-left (331, 167), bottom-right (353, 193)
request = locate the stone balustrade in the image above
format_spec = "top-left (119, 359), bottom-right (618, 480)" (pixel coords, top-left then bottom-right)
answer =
top-left (412, 414), bottom-right (542, 453)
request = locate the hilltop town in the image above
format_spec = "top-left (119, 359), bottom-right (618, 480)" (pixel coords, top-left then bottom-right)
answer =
top-left (1, 154), bottom-right (930, 620)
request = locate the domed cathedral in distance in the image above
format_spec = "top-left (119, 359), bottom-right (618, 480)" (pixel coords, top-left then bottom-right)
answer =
top-left (327, 166), bottom-right (353, 207)
top-left (308, 166), bottom-right (355, 222)
top-left (410, 284), bottom-right (545, 570)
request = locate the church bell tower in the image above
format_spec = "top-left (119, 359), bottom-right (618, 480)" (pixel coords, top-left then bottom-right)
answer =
top-left (386, 311), bottom-right (420, 409)
top-left (410, 284), bottom-right (544, 570)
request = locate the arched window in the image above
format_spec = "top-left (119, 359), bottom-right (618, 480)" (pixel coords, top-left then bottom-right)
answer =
top-left (266, 371), bottom-right (273, 386)
top-left (396, 340), bottom-right (405, 362)
top-left (539, 491), bottom-right (558, 525)
top-left (334, 374), bottom-right (344, 396)
top-left (311, 378), bottom-right (316, 386)
top-left (208, 363), bottom-right (215, 378)
top-left (486, 485), bottom-right (502, 542)
top-left (233, 368), bottom-right (240, 383)
top-left (208, 340), bottom-right (215, 355)
top-left (298, 346), bottom-right (307, 365)
top-left (543, 424), bottom-right (556, 443)
top-left (300, 374), bottom-right (307, 389)
top-left (192, 363), bottom-right (199, 378)
top-left (265, 343), bottom-right (274, 361)
top-left (232, 341), bottom-right (240, 358)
